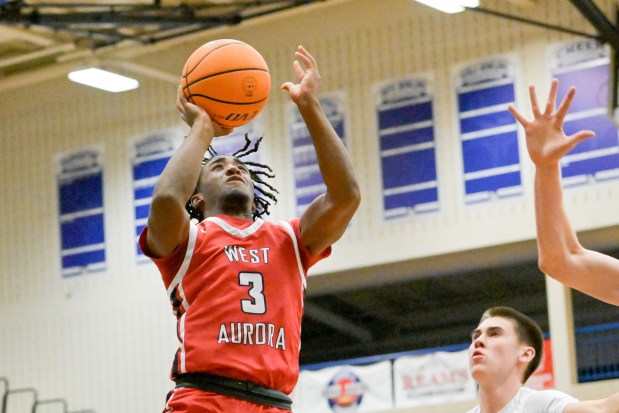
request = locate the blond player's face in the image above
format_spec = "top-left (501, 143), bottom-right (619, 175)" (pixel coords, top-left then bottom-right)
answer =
top-left (469, 316), bottom-right (524, 381)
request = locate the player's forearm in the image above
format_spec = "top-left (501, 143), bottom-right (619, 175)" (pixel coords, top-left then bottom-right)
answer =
top-left (297, 97), bottom-right (360, 209)
top-left (153, 121), bottom-right (213, 206)
top-left (602, 390), bottom-right (619, 412)
top-left (569, 392), bottom-right (619, 413)
top-left (534, 165), bottom-right (583, 274)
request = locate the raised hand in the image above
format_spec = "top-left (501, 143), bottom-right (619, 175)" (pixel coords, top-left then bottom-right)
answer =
top-left (281, 45), bottom-right (321, 105)
top-left (508, 78), bottom-right (595, 168)
top-left (176, 85), bottom-right (233, 137)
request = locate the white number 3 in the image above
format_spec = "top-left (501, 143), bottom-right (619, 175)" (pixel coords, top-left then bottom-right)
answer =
top-left (238, 272), bottom-right (266, 314)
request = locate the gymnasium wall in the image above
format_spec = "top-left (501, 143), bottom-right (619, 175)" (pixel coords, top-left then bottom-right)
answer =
top-left (0, 0), bottom-right (618, 412)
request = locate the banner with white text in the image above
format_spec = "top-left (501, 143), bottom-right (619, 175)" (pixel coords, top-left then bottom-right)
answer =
top-left (393, 350), bottom-right (477, 408)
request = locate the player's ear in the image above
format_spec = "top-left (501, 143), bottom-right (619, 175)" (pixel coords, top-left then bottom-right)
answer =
top-left (191, 193), bottom-right (205, 210)
top-left (519, 346), bottom-right (535, 363)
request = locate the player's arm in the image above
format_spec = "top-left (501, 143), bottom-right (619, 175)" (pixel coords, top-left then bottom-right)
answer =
top-left (508, 79), bottom-right (619, 305)
top-left (146, 87), bottom-right (232, 258)
top-left (281, 46), bottom-right (360, 255)
top-left (534, 163), bottom-right (619, 305)
top-left (563, 392), bottom-right (619, 413)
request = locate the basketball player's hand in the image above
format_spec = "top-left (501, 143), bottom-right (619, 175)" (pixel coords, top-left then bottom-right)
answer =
top-left (176, 86), bottom-right (233, 137)
top-left (281, 45), bottom-right (321, 106)
top-left (508, 79), bottom-right (594, 168)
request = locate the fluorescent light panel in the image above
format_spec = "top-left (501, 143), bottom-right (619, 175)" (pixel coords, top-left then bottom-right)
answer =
top-left (414, 0), bottom-right (479, 14)
top-left (68, 68), bottom-right (139, 92)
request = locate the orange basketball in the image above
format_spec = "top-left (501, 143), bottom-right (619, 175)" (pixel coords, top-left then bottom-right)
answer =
top-left (181, 39), bottom-right (271, 128)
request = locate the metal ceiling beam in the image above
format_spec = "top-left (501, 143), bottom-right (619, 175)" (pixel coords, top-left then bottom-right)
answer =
top-left (0, 0), bottom-right (319, 48)
top-left (468, 6), bottom-right (600, 40)
top-left (567, 0), bottom-right (619, 50)
top-left (0, 25), bottom-right (57, 45)
top-left (0, 1), bottom-right (315, 25)
top-left (0, 42), bottom-right (74, 68)
top-left (0, 9), bottom-right (243, 26)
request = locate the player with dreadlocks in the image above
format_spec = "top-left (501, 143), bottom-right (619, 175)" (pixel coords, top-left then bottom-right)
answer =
top-left (139, 45), bottom-right (360, 413)
top-left (185, 134), bottom-right (280, 222)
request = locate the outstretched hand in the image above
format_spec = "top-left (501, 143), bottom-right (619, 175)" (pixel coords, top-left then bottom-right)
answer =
top-left (176, 86), bottom-right (233, 137)
top-left (508, 79), bottom-right (595, 168)
top-left (281, 45), bottom-right (321, 105)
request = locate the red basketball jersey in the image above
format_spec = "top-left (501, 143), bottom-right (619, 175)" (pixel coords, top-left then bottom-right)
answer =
top-left (139, 215), bottom-right (330, 394)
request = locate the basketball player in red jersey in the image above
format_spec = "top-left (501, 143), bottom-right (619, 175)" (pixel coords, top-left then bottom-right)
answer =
top-left (139, 45), bottom-right (360, 412)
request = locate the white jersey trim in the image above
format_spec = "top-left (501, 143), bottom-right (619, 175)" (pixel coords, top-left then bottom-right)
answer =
top-left (166, 222), bottom-right (198, 297)
top-left (179, 313), bottom-right (187, 373)
top-left (278, 221), bottom-right (307, 291)
top-left (206, 216), bottom-right (264, 238)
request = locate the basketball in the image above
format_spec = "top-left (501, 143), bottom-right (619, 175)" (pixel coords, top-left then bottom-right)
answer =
top-left (181, 39), bottom-right (271, 128)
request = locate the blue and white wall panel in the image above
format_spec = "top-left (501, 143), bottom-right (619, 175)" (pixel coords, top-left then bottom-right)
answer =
top-left (288, 92), bottom-right (347, 217)
top-left (130, 130), bottom-right (182, 263)
top-left (56, 147), bottom-right (106, 277)
top-left (210, 115), bottom-right (265, 162)
top-left (374, 76), bottom-right (439, 220)
top-left (454, 56), bottom-right (522, 204)
top-left (548, 39), bottom-right (619, 186)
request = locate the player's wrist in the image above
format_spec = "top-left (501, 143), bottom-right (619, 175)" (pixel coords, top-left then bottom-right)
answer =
top-left (295, 94), bottom-right (320, 111)
top-left (189, 118), bottom-right (215, 140)
top-left (535, 162), bottom-right (561, 175)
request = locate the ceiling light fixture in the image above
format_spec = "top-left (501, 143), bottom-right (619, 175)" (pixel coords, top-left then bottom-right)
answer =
top-left (67, 68), bottom-right (139, 93)
top-left (414, 0), bottom-right (480, 14)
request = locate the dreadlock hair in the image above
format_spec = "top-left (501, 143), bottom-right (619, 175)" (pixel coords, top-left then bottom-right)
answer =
top-left (184, 134), bottom-right (279, 222)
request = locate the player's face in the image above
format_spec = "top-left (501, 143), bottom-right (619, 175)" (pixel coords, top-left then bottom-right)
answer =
top-left (199, 155), bottom-right (254, 205)
top-left (469, 316), bottom-right (525, 383)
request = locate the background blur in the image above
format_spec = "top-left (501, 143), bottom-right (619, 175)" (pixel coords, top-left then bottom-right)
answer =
top-left (1, 0), bottom-right (618, 412)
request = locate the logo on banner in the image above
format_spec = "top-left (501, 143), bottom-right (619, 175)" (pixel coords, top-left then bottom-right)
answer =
top-left (324, 370), bottom-right (365, 412)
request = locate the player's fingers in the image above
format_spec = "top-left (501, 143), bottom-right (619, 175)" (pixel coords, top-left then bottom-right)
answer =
top-left (296, 45), bottom-right (317, 67)
top-left (176, 85), bottom-right (184, 112)
top-left (295, 51), bottom-right (311, 70)
top-left (544, 78), bottom-right (559, 115)
top-left (568, 130), bottom-right (595, 146)
top-left (508, 104), bottom-right (529, 126)
top-left (280, 81), bottom-right (292, 91)
top-left (529, 85), bottom-right (541, 117)
top-left (292, 59), bottom-right (305, 78)
top-left (555, 87), bottom-right (576, 121)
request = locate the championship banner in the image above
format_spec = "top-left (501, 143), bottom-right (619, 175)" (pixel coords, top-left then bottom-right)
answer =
top-left (393, 350), bottom-right (476, 408)
top-left (293, 361), bottom-right (393, 413)
top-left (288, 92), bottom-right (347, 217)
top-left (526, 338), bottom-right (555, 390)
top-left (56, 146), bottom-right (106, 278)
top-left (547, 38), bottom-right (619, 186)
top-left (129, 129), bottom-right (183, 263)
top-left (453, 55), bottom-right (522, 204)
top-left (373, 75), bottom-right (440, 221)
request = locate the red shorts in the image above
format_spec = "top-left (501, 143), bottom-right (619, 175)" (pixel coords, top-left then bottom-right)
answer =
top-left (163, 388), bottom-right (290, 413)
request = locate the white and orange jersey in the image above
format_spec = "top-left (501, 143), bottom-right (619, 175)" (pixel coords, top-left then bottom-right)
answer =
top-left (139, 215), bottom-right (330, 394)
